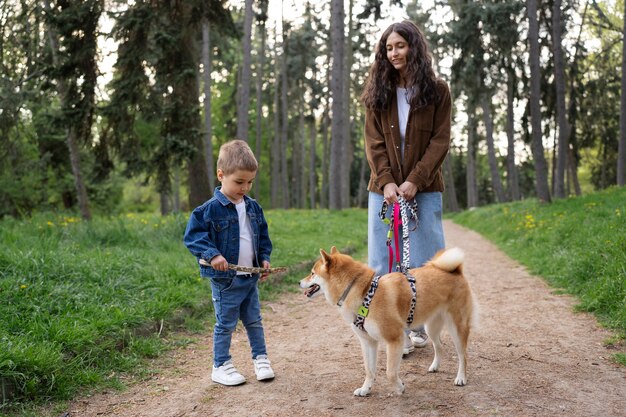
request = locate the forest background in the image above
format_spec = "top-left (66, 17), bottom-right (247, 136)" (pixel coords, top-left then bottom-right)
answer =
top-left (1, 0), bottom-right (626, 218)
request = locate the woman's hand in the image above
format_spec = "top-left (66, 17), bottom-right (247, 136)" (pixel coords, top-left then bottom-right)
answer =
top-left (398, 181), bottom-right (418, 201)
top-left (383, 183), bottom-right (400, 204)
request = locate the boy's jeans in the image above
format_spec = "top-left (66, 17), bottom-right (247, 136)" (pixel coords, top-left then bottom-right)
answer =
top-left (367, 191), bottom-right (445, 275)
top-left (210, 274), bottom-right (267, 367)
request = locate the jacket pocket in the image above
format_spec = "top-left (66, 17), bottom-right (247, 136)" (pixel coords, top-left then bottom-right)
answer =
top-left (413, 105), bottom-right (435, 131)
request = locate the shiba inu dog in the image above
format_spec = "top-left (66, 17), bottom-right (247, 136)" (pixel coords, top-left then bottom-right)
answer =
top-left (299, 247), bottom-right (477, 396)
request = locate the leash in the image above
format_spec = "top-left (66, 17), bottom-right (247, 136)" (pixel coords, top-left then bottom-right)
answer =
top-left (379, 198), bottom-right (418, 273)
top-left (370, 196), bottom-right (419, 326)
top-left (397, 197), bottom-right (418, 325)
top-left (198, 259), bottom-right (287, 274)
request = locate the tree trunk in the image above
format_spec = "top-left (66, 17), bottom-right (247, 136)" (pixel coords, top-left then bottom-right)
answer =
top-left (329, 0), bottom-right (346, 209)
top-left (356, 146), bottom-right (368, 208)
top-left (320, 108), bottom-right (330, 209)
top-left (201, 20), bottom-right (215, 193)
top-left (506, 67), bottom-right (520, 201)
top-left (552, 0), bottom-right (569, 198)
top-left (280, 23), bottom-right (289, 209)
top-left (254, 15), bottom-right (267, 200)
top-left (341, 0), bottom-right (353, 205)
top-left (173, 166), bottom-right (180, 212)
top-left (466, 107), bottom-right (478, 208)
top-left (309, 118), bottom-right (317, 209)
top-left (181, 9), bottom-right (210, 210)
top-left (292, 92), bottom-right (304, 208)
top-left (271, 28), bottom-right (281, 208)
top-left (236, 0), bottom-right (253, 141)
top-left (481, 95), bottom-right (507, 203)
top-left (566, 2), bottom-right (588, 196)
top-left (443, 157), bottom-right (459, 212)
top-left (617, 1), bottom-right (626, 187)
top-left (526, 0), bottom-right (552, 203)
top-left (568, 146), bottom-right (581, 196)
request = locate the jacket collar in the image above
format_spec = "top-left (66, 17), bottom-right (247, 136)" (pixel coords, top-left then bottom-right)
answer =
top-left (213, 187), bottom-right (250, 207)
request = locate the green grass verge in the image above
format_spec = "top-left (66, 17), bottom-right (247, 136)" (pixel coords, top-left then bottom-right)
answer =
top-left (0, 208), bottom-right (367, 413)
top-left (449, 186), bottom-right (626, 364)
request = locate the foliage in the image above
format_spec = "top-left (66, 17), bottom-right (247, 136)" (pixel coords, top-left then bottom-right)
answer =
top-left (450, 186), bottom-right (626, 343)
top-left (0, 208), bottom-right (367, 408)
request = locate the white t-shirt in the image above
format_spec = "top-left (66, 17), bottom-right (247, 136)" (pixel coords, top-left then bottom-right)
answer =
top-left (396, 87), bottom-right (411, 161)
top-left (235, 201), bottom-right (254, 274)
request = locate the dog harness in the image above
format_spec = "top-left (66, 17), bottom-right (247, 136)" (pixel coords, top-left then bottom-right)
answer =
top-left (353, 275), bottom-right (381, 331)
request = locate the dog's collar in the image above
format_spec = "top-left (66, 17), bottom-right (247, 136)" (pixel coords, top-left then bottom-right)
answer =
top-left (337, 278), bottom-right (357, 307)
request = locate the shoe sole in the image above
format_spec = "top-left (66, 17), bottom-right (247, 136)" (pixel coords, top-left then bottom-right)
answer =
top-left (211, 376), bottom-right (246, 386)
top-left (256, 372), bottom-right (275, 381)
top-left (411, 339), bottom-right (428, 348)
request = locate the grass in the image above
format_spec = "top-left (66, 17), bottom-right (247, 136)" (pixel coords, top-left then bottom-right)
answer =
top-left (0, 208), bottom-right (368, 414)
top-left (449, 186), bottom-right (626, 364)
top-left (2, 186), bottom-right (625, 413)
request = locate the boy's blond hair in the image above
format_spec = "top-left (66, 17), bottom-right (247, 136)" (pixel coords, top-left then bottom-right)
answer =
top-left (217, 139), bottom-right (258, 174)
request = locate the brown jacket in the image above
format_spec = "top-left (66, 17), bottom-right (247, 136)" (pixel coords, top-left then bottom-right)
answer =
top-left (364, 79), bottom-right (451, 194)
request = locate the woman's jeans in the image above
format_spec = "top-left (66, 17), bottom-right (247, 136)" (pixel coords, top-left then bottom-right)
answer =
top-left (368, 191), bottom-right (445, 275)
top-left (210, 274), bottom-right (266, 367)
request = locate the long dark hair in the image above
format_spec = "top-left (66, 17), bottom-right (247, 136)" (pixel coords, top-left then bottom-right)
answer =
top-left (361, 21), bottom-right (439, 111)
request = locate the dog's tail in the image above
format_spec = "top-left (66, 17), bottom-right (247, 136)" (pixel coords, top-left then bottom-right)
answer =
top-left (428, 247), bottom-right (464, 273)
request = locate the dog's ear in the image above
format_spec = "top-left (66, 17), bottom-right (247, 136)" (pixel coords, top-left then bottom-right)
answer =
top-left (330, 246), bottom-right (339, 254)
top-left (320, 249), bottom-right (331, 265)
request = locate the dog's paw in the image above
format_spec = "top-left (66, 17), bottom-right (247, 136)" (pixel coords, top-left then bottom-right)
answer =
top-left (428, 364), bottom-right (439, 373)
top-left (454, 375), bottom-right (466, 386)
top-left (391, 381), bottom-right (405, 396)
top-left (353, 387), bottom-right (371, 397)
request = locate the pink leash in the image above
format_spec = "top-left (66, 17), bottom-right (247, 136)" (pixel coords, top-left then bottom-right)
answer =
top-left (387, 202), bottom-right (402, 273)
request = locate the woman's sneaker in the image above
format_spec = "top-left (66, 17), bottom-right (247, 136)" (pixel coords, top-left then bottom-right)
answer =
top-left (410, 330), bottom-right (429, 348)
top-left (253, 355), bottom-right (275, 381)
top-left (212, 360), bottom-right (246, 386)
top-left (402, 334), bottom-right (415, 356)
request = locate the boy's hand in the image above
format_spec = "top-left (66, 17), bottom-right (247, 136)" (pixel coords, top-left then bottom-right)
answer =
top-left (260, 261), bottom-right (271, 282)
top-left (210, 255), bottom-right (229, 272)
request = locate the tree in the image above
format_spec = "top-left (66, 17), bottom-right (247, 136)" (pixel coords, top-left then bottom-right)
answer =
top-left (43, 0), bottom-right (103, 220)
top-left (271, 25), bottom-right (281, 208)
top-left (201, 20), bottom-right (216, 192)
top-left (526, 0), bottom-right (552, 202)
top-left (466, 107), bottom-right (478, 208)
top-left (552, 0), bottom-right (570, 198)
top-left (617, 1), bottom-right (626, 187)
top-left (505, 66), bottom-right (521, 201)
top-left (253, 0), bottom-right (269, 199)
top-left (106, 0), bottom-right (235, 213)
top-left (280, 20), bottom-right (290, 209)
top-left (236, 0), bottom-right (253, 141)
top-left (329, 0), bottom-right (346, 209)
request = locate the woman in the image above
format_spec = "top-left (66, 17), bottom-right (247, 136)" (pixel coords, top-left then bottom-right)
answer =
top-left (361, 20), bottom-right (452, 352)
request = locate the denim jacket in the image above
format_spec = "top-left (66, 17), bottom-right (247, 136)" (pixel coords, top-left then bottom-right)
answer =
top-left (183, 187), bottom-right (272, 279)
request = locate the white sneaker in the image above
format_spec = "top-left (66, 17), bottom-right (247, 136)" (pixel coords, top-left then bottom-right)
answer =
top-left (402, 334), bottom-right (415, 356)
top-left (410, 330), bottom-right (429, 348)
top-left (253, 355), bottom-right (275, 381)
top-left (212, 360), bottom-right (246, 386)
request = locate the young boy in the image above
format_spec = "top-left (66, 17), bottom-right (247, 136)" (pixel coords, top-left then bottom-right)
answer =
top-left (183, 140), bottom-right (274, 386)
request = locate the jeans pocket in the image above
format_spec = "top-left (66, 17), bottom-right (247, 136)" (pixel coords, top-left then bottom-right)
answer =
top-left (210, 278), bottom-right (235, 304)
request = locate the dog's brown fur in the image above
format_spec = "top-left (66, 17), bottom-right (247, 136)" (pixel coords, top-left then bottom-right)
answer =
top-left (299, 247), bottom-right (476, 396)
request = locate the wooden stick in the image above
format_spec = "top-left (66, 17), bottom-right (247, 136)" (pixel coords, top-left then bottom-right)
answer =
top-left (198, 259), bottom-right (287, 274)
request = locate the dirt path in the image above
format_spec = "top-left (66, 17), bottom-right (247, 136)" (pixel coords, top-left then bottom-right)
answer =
top-left (65, 220), bottom-right (625, 417)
